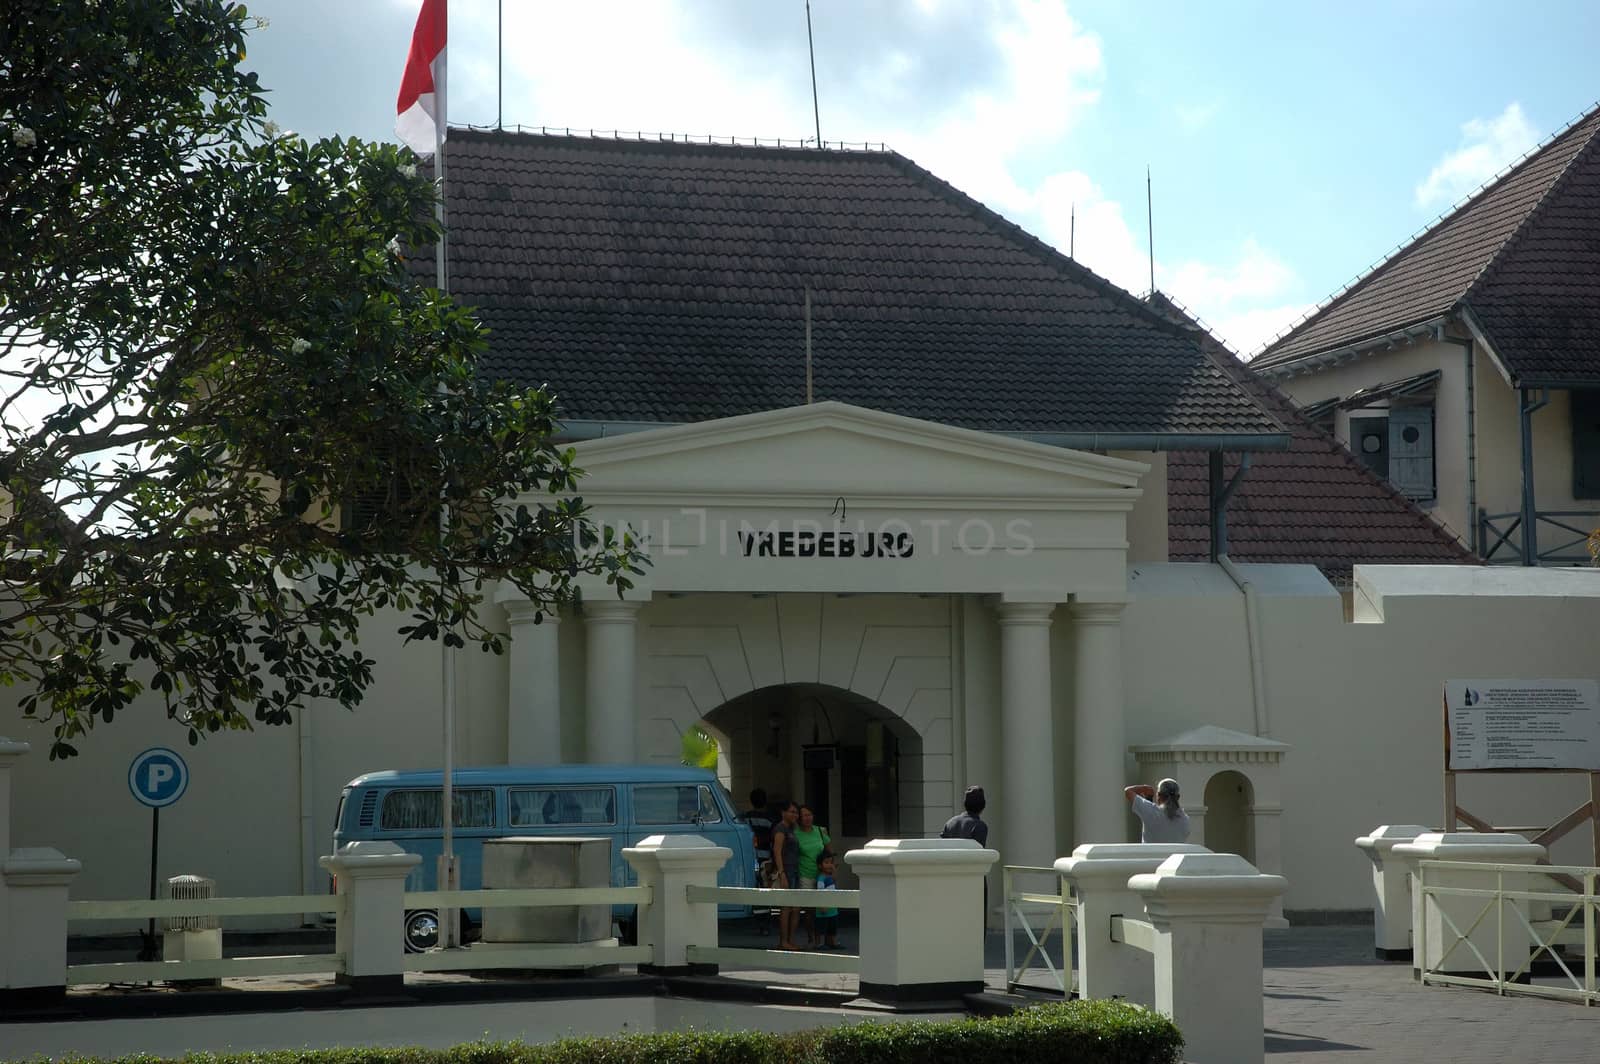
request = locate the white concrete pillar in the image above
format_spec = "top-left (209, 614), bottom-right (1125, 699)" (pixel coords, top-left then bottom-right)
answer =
top-left (584, 599), bottom-right (644, 763)
top-left (1354, 824), bottom-right (1430, 960)
top-left (621, 833), bottom-right (731, 973)
top-left (847, 838), bottom-right (998, 1004)
top-left (1251, 804), bottom-right (1289, 928)
top-left (1391, 832), bottom-right (1546, 978)
top-left (1072, 599), bottom-right (1127, 847)
top-left (318, 841), bottom-right (421, 992)
top-left (1, 847), bottom-right (81, 1005)
top-left (500, 597), bottom-right (562, 763)
top-left (0, 738), bottom-right (27, 858)
top-left (1055, 841), bottom-right (1209, 1005)
top-left (996, 601), bottom-right (1056, 869)
top-left (1129, 852), bottom-right (1287, 1064)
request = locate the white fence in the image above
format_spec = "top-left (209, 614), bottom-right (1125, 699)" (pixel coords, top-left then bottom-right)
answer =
top-left (1417, 859), bottom-right (1600, 1006)
top-left (1001, 864), bottom-right (1073, 994)
top-left (66, 894), bottom-right (341, 984)
top-left (683, 884), bottom-right (861, 974)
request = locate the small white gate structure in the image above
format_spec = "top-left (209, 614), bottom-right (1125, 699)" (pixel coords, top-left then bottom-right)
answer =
top-left (1416, 859), bottom-right (1600, 1004)
top-left (1001, 864), bottom-right (1074, 994)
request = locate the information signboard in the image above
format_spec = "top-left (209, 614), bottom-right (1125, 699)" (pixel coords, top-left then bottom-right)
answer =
top-left (1446, 679), bottom-right (1600, 771)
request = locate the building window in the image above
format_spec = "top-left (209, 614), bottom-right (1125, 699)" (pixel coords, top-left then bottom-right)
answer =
top-left (1573, 390), bottom-right (1600, 499)
top-left (1350, 406), bottom-right (1435, 501)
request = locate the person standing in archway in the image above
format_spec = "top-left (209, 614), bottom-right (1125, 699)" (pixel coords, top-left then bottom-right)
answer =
top-left (794, 804), bottom-right (832, 947)
top-left (1125, 778), bottom-right (1191, 843)
top-left (770, 800), bottom-right (802, 950)
top-left (940, 786), bottom-right (989, 846)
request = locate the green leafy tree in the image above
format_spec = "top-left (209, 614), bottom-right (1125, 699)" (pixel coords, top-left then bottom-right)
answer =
top-left (0, 0), bottom-right (642, 757)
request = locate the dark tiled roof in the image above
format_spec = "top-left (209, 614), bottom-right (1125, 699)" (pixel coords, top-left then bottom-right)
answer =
top-left (434, 130), bottom-right (1282, 441)
top-left (1150, 294), bottom-right (1476, 581)
top-left (1256, 103), bottom-right (1600, 377)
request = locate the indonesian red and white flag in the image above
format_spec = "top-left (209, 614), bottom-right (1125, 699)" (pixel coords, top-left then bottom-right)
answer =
top-left (396, 0), bottom-right (447, 157)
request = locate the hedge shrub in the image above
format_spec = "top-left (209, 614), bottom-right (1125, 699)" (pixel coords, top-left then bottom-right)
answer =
top-left (85, 1001), bottom-right (1181, 1064)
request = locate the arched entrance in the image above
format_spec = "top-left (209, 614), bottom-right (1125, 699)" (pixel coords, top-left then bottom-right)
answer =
top-left (704, 683), bottom-right (923, 860)
top-left (1203, 769), bottom-right (1255, 862)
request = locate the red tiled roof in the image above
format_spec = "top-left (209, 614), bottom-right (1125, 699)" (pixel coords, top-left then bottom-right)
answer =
top-left (1153, 295), bottom-right (1477, 581)
top-left (1256, 102), bottom-right (1600, 381)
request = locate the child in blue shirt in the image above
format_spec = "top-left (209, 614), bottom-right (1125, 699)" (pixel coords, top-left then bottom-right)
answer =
top-left (815, 851), bottom-right (840, 949)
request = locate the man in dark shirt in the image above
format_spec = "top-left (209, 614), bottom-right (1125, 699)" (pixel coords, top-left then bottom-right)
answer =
top-left (742, 788), bottom-right (776, 934)
top-left (941, 785), bottom-right (989, 845)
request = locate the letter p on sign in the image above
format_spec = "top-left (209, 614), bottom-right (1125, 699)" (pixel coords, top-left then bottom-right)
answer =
top-left (129, 747), bottom-right (189, 808)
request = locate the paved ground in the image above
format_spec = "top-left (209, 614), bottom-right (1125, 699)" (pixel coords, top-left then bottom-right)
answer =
top-left (7, 923), bottom-right (1600, 1061)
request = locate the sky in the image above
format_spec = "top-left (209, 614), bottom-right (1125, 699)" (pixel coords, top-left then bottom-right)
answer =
top-left (241, 0), bottom-right (1600, 357)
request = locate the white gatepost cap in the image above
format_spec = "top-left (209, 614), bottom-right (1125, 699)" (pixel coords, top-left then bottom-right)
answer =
top-left (0, 738), bottom-right (30, 761)
top-left (1057, 842), bottom-right (1210, 884)
top-left (1355, 825), bottom-right (1432, 853)
top-left (318, 840), bottom-right (422, 876)
top-left (1128, 852), bottom-right (1287, 915)
top-left (845, 837), bottom-right (999, 874)
top-left (1391, 832), bottom-right (1546, 863)
top-left (2, 847), bottom-right (82, 884)
top-left (621, 833), bottom-right (731, 867)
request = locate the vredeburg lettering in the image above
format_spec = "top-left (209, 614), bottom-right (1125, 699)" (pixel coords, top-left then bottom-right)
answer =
top-left (737, 528), bottom-right (914, 559)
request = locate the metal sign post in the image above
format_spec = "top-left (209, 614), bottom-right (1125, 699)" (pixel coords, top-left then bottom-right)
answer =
top-left (128, 747), bottom-right (189, 962)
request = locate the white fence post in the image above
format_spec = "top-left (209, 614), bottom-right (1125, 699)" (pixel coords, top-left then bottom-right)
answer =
top-left (1354, 824), bottom-right (1430, 960)
top-left (1055, 842), bottom-right (1209, 1004)
top-left (846, 838), bottom-right (998, 1004)
top-left (319, 841), bottom-right (420, 992)
top-left (1129, 852), bottom-right (1286, 1064)
top-left (1391, 832), bottom-right (1545, 979)
top-left (2, 848), bottom-right (81, 1008)
top-left (621, 833), bottom-right (729, 973)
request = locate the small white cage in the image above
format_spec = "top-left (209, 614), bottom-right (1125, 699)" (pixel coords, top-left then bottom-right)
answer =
top-left (163, 874), bottom-right (218, 931)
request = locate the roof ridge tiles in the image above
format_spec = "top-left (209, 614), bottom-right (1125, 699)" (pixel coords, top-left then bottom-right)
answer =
top-left (1256, 98), bottom-right (1600, 365)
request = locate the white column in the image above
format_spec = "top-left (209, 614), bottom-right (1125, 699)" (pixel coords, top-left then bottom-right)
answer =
top-left (2, 848), bottom-right (81, 1002)
top-left (621, 834), bottom-right (732, 972)
top-left (1072, 600), bottom-right (1127, 848)
top-left (0, 738), bottom-right (27, 857)
top-left (1129, 852), bottom-right (1287, 1064)
top-left (318, 841), bottom-right (421, 992)
top-left (501, 599), bottom-right (562, 763)
top-left (846, 838), bottom-right (998, 1003)
top-left (997, 601), bottom-right (1056, 870)
top-left (1354, 824), bottom-right (1431, 959)
top-left (1056, 841), bottom-right (1209, 1004)
top-left (585, 599), bottom-right (644, 763)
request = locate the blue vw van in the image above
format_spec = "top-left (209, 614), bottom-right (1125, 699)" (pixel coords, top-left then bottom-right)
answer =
top-left (332, 764), bottom-right (755, 951)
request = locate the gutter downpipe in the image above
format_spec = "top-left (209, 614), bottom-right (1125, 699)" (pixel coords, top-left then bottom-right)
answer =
top-left (1211, 454), bottom-right (1270, 737)
top-left (1435, 329), bottom-right (1478, 555)
top-left (1519, 387), bottom-right (1551, 566)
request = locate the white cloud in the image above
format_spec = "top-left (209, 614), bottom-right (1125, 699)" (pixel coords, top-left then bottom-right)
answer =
top-left (1414, 102), bottom-right (1539, 210)
top-left (1174, 100), bottom-right (1220, 133)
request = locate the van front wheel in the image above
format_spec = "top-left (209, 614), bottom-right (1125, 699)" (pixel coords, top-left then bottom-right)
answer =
top-left (404, 909), bottom-right (441, 953)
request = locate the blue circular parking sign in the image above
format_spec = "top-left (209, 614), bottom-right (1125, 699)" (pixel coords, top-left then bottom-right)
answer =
top-left (128, 747), bottom-right (188, 808)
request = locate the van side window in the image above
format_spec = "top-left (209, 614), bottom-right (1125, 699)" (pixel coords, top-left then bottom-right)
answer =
top-left (509, 787), bottom-right (616, 827)
top-left (635, 784), bottom-right (723, 825)
top-left (380, 788), bottom-right (495, 830)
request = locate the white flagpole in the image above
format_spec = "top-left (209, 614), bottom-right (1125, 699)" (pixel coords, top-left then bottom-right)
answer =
top-left (433, 34), bottom-right (459, 951)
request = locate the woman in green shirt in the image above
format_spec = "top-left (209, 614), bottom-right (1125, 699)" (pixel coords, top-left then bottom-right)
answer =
top-left (794, 804), bottom-right (831, 946)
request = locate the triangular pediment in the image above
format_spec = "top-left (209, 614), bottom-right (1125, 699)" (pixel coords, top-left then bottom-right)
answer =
top-left (1132, 725), bottom-right (1291, 755)
top-left (570, 402), bottom-right (1148, 502)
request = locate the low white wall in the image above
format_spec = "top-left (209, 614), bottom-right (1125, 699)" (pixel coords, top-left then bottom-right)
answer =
top-left (8, 564), bottom-right (1600, 915)
top-left (1124, 563), bottom-right (1600, 910)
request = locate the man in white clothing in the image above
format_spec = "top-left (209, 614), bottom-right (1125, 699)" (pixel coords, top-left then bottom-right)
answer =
top-left (1124, 778), bottom-right (1191, 844)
